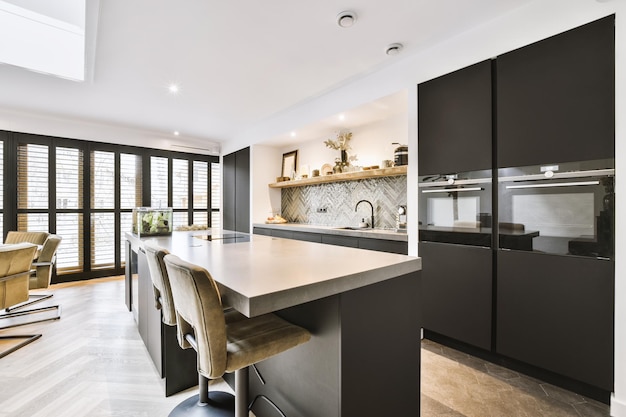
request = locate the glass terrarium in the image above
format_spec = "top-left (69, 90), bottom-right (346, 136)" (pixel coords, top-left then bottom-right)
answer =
top-left (133, 207), bottom-right (173, 236)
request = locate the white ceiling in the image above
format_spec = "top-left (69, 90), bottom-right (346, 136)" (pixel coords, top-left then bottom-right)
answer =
top-left (0, 0), bottom-right (534, 151)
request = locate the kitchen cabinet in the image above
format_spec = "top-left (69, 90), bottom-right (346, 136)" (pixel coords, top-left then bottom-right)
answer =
top-left (252, 226), bottom-right (408, 255)
top-left (223, 147), bottom-right (250, 233)
top-left (420, 242), bottom-right (492, 351)
top-left (497, 15), bottom-right (614, 168)
top-left (497, 250), bottom-right (614, 391)
top-left (126, 241), bottom-right (197, 396)
top-left (418, 59), bottom-right (492, 175)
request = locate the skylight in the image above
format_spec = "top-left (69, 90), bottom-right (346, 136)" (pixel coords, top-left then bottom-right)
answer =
top-left (0, 0), bottom-right (86, 81)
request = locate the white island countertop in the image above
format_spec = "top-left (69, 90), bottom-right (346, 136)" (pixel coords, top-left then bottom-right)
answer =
top-left (126, 230), bottom-right (420, 317)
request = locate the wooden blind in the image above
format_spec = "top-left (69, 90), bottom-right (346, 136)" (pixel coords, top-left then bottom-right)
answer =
top-left (120, 153), bottom-right (142, 209)
top-left (18, 143), bottom-right (49, 210)
top-left (172, 158), bottom-right (188, 209)
top-left (55, 147), bottom-right (84, 273)
top-left (211, 162), bottom-right (221, 228)
top-left (150, 156), bottom-right (168, 208)
top-left (0, 140), bottom-right (3, 240)
top-left (91, 151), bottom-right (114, 209)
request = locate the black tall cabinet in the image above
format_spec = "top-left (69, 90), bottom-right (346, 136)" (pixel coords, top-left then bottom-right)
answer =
top-left (223, 147), bottom-right (250, 233)
top-left (418, 59), bottom-right (492, 175)
top-left (497, 15), bottom-right (614, 167)
top-left (417, 15), bottom-right (615, 396)
top-left (418, 60), bottom-right (494, 351)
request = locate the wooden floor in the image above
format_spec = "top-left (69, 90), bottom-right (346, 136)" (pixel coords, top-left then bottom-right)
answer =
top-left (0, 276), bottom-right (231, 417)
top-left (0, 276), bottom-right (611, 417)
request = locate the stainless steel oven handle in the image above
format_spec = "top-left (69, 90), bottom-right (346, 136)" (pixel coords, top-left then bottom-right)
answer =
top-left (421, 187), bottom-right (484, 193)
top-left (505, 180), bottom-right (600, 190)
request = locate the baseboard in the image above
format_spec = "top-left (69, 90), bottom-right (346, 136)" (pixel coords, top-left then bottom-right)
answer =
top-left (612, 394), bottom-right (626, 417)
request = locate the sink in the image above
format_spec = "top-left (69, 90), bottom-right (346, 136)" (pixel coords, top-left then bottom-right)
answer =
top-left (334, 226), bottom-right (370, 230)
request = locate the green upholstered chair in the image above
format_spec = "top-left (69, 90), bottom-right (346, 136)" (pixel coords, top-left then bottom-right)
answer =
top-left (163, 254), bottom-right (311, 417)
top-left (0, 242), bottom-right (40, 358)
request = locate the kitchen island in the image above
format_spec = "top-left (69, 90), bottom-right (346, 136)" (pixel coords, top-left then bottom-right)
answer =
top-left (126, 230), bottom-right (422, 417)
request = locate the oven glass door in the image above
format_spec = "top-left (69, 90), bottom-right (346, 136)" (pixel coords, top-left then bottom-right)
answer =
top-left (419, 170), bottom-right (492, 247)
top-left (498, 161), bottom-right (614, 259)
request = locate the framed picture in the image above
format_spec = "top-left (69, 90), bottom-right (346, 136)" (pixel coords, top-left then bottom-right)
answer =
top-left (282, 150), bottom-right (298, 178)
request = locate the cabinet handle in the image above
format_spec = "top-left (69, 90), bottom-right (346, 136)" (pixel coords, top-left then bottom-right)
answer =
top-left (505, 180), bottom-right (599, 190)
top-left (421, 187), bottom-right (483, 194)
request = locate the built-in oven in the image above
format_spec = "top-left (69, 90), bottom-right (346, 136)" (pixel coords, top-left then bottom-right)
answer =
top-left (497, 159), bottom-right (614, 259)
top-left (418, 169), bottom-right (493, 247)
top-left (418, 169), bottom-right (494, 350)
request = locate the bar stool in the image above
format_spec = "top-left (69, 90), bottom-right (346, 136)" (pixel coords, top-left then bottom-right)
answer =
top-left (163, 254), bottom-right (311, 417)
top-left (143, 242), bottom-right (177, 326)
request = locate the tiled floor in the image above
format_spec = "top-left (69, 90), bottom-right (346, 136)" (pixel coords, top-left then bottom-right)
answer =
top-left (421, 339), bottom-right (610, 417)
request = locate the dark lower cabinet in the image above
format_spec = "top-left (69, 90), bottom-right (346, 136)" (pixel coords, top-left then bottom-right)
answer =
top-left (131, 245), bottom-right (197, 396)
top-left (420, 242), bottom-right (493, 350)
top-left (321, 234), bottom-right (359, 248)
top-left (497, 250), bottom-right (614, 391)
top-left (252, 227), bottom-right (408, 255)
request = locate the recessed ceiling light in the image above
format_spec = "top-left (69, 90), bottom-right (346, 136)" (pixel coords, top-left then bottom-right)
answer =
top-left (385, 43), bottom-right (403, 56)
top-left (338, 114), bottom-right (345, 121)
top-left (173, 131), bottom-right (180, 136)
top-left (337, 11), bottom-right (357, 28)
top-left (290, 131), bottom-right (296, 137)
top-left (168, 84), bottom-right (180, 94)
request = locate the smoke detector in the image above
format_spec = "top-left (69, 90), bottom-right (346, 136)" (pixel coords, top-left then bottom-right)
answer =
top-left (385, 43), bottom-right (404, 56)
top-left (337, 11), bottom-right (357, 28)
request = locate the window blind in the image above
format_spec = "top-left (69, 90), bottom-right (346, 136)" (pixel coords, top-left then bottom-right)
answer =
top-left (120, 153), bottom-right (142, 209)
top-left (211, 162), bottom-right (221, 228)
top-left (150, 156), bottom-right (168, 208)
top-left (172, 159), bottom-right (188, 209)
top-left (18, 143), bottom-right (49, 210)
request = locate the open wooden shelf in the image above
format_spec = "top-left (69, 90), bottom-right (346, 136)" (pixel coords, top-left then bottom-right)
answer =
top-left (268, 165), bottom-right (407, 188)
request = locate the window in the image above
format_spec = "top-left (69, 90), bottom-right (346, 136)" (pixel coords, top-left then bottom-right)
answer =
top-left (17, 143), bottom-right (49, 232)
top-left (120, 153), bottom-right (142, 263)
top-left (211, 162), bottom-right (221, 228)
top-left (91, 151), bottom-right (115, 269)
top-left (56, 146), bottom-right (84, 273)
top-left (5, 132), bottom-right (217, 281)
top-left (0, 140), bottom-right (3, 241)
top-left (151, 156), bottom-right (168, 208)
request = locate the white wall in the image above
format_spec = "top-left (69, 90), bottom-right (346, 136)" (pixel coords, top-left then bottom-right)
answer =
top-left (233, 0), bottom-right (626, 414)
top-left (250, 145), bottom-right (282, 224)
top-left (276, 111), bottom-right (409, 177)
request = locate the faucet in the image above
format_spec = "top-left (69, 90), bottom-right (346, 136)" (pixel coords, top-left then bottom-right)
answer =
top-left (355, 200), bottom-right (374, 229)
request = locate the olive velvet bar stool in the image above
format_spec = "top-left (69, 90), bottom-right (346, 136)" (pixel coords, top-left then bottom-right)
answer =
top-left (163, 254), bottom-right (311, 417)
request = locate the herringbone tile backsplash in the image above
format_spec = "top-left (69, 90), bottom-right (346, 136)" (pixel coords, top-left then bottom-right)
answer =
top-left (281, 175), bottom-right (407, 229)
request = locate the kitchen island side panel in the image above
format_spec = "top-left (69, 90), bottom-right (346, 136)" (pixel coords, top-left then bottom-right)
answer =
top-left (249, 271), bottom-right (421, 417)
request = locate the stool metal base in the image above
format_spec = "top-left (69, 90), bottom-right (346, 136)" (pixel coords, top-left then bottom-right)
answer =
top-left (168, 391), bottom-right (236, 417)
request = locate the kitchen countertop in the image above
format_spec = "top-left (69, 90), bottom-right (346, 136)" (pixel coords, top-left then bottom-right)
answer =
top-left (126, 230), bottom-right (419, 317)
top-left (253, 222), bottom-right (408, 242)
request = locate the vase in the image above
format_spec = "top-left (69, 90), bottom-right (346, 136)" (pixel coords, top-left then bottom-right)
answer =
top-left (340, 150), bottom-right (348, 166)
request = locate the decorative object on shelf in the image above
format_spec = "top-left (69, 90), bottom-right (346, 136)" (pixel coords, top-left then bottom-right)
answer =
top-left (312, 169), bottom-right (320, 177)
top-left (325, 131), bottom-right (357, 172)
top-left (321, 163), bottom-right (333, 176)
top-left (265, 214), bottom-right (287, 224)
top-left (392, 143), bottom-right (408, 166)
top-left (282, 150), bottom-right (298, 179)
top-left (132, 207), bottom-right (173, 236)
